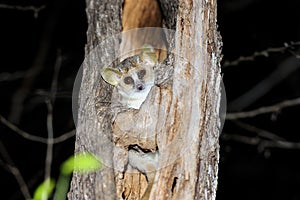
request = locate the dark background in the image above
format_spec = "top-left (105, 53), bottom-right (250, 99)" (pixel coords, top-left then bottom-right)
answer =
top-left (0, 0), bottom-right (300, 199)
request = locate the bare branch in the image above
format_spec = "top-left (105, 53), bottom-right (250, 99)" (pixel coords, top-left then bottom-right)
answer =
top-left (234, 121), bottom-right (286, 141)
top-left (50, 51), bottom-right (61, 103)
top-left (53, 129), bottom-right (76, 143)
top-left (43, 51), bottom-right (62, 194)
top-left (34, 90), bottom-right (72, 99)
top-left (223, 41), bottom-right (300, 68)
top-left (9, 3), bottom-right (54, 123)
top-left (0, 114), bottom-right (75, 144)
top-left (0, 4), bottom-right (46, 18)
top-left (228, 56), bottom-right (300, 110)
top-left (0, 141), bottom-right (31, 200)
top-left (222, 133), bottom-right (300, 150)
top-left (226, 97), bottom-right (300, 120)
top-left (0, 71), bottom-right (26, 82)
top-left (0, 114), bottom-right (46, 143)
top-left (222, 133), bottom-right (260, 146)
top-left (44, 100), bottom-right (54, 199)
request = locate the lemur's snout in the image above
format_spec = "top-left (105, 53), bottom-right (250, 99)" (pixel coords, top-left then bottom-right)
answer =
top-left (136, 84), bottom-right (145, 91)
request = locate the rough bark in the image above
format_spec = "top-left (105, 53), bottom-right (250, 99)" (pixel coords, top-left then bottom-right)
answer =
top-left (69, 0), bottom-right (222, 199)
top-left (68, 1), bottom-right (123, 199)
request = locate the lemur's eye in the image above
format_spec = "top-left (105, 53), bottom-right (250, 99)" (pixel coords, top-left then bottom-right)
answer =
top-left (137, 69), bottom-right (146, 79)
top-left (124, 76), bottom-right (134, 85)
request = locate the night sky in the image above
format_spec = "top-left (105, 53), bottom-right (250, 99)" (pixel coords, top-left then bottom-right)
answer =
top-left (1, 0), bottom-right (300, 199)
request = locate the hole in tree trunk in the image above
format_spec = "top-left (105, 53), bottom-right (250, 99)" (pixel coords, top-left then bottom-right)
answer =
top-left (171, 177), bottom-right (178, 193)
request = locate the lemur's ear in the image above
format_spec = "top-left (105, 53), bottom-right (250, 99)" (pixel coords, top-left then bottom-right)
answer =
top-left (139, 44), bottom-right (157, 66)
top-left (101, 67), bottom-right (122, 86)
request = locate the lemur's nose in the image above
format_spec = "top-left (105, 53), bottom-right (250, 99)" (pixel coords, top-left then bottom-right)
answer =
top-left (137, 84), bottom-right (145, 91)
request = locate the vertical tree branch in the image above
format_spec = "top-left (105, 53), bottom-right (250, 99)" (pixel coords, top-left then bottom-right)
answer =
top-left (68, 1), bottom-right (123, 199)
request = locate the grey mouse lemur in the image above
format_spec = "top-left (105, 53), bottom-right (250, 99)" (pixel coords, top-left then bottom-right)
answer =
top-left (101, 45), bottom-right (159, 199)
top-left (101, 45), bottom-right (157, 109)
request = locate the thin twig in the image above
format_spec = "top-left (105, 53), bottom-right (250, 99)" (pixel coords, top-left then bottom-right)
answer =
top-left (9, 169), bottom-right (44, 200)
top-left (226, 97), bottom-right (300, 120)
top-left (8, 2), bottom-right (56, 123)
top-left (234, 121), bottom-right (286, 141)
top-left (0, 141), bottom-right (31, 200)
top-left (228, 56), bottom-right (300, 110)
top-left (43, 99), bottom-right (54, 199)
top-left (222, 133), bottom-right (300, 150)
top-left (222, 133), bottom-right (260, 145)
top-left (0, 114), bottom-right (75, 144)
top-left (43, 51), bottom-right (62, 199)
top-left (0, 4), bottom-right (46, 18)
top-left (0, 71), bottom-right (26, 82)
top-left (34, 90), bottom-right (72, 99)
top-left (223, 41), bottom-right (300, 68)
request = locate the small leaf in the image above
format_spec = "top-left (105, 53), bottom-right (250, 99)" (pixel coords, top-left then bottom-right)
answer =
top-left (60, 155), bottom-right (75, 175)
top-left (74, 152), bottom-right (102, 173)
top-left (33, 178), bottom-right (55, 200)
top-left (61, 152), bottom-right (102, 175)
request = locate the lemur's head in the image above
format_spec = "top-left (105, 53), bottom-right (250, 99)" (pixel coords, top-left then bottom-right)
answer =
top-left (101, 45), bottom-right (157, 98)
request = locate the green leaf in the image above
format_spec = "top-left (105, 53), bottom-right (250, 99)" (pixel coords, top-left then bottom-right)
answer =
top-left (60, 155), bottom-right (75, 175)
top-left (33, 178), bottom-right (55, 200)
top-left (60, 152), bottom-right (102, 175)
top-left (74, 152), bottom-right (102, 173)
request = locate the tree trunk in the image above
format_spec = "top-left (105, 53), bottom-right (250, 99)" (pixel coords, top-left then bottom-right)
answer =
top-left (69, 0), bottom-right (222, 199)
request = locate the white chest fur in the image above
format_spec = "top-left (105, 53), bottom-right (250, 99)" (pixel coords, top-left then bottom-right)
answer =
top-left (118, 81), bottom-right (154, 109)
